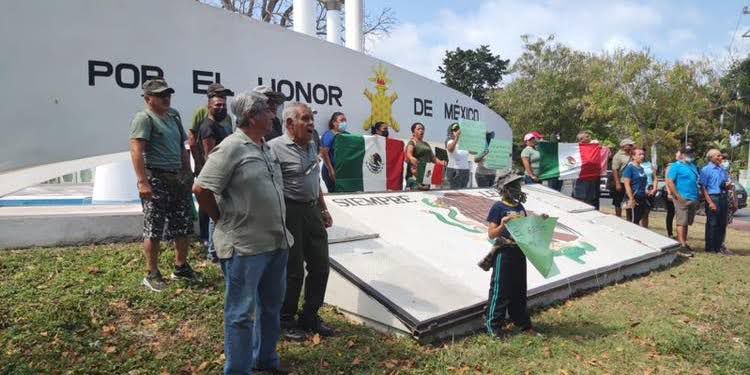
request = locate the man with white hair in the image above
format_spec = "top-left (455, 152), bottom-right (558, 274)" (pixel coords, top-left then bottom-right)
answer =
top-left (193, 91), bottom-right (292, 374)
top-left (269, 102), bottom-right (335, 338)
top-left (699, 149), bottom-right (733, 255)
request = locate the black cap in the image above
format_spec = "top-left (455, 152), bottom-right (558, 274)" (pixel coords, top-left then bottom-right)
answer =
top-left (680, 145), bottom-right (695, 155)
top-left (207, 83), bottom-right (234, 98)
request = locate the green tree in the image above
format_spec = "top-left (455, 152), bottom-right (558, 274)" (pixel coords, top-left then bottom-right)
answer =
top-left (491, 36), bottom-right (597, 143)
top-left (438, 45), bottom-right (509, 104)
top-left (492, 35), bottom-right (722, 168)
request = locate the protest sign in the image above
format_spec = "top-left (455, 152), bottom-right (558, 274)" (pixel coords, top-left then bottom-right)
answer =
top-left (484, 139), bottom-right (512, 170)
top-left (506, 216), bottom-right (559, 278)
top-left (458, 119), bottom-right (487, 154)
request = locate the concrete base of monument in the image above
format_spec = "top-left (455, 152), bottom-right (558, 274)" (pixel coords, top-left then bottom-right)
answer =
top-left (0, 204), bottom-right (144, 249)
top-left (322, 187), bottom-right (681, 342)
top-left (326, 247), bottom-right (679, 343)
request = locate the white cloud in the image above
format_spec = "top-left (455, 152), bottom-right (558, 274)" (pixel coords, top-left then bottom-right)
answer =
top-left (368, 0), bottom-right (692, 82)
top-left (668, 29), bottom-right (696, 46)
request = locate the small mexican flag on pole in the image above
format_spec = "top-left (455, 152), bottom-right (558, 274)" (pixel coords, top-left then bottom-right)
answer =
top-left (416, 161), bottom-right (445, 186)
top-left (537, 142), bottom-right (609, 181)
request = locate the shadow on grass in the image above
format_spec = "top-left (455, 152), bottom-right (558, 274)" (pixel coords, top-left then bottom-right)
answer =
top-left (533, 320), bottom-right (618, 339)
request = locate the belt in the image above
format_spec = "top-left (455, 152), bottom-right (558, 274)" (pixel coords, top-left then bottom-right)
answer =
top-left (284, 198), bottom-right (317, 207)
top-left (708, 193), bottom-right (727, 197)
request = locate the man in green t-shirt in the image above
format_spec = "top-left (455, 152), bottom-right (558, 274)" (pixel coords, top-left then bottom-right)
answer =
top-left (129, 79), bottom-right (197, 292)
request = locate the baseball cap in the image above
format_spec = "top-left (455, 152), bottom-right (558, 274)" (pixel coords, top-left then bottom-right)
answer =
top-left (523, 132), bottom-right (539, 142)
top-left (619, 138), bottom-right (635, 147)
top-left (142, 79), bottom-right (174, 96)
top-left (207, 83), bottom-right (234, 98)
top-left (450, 123), bottom-right (460, 131)
top-left (253, 85), bottom-right (286, 104)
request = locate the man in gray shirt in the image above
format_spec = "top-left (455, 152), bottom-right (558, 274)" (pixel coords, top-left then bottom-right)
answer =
top-left (193, 91), bottom-right (292, 374)
top-left (269, 102), bottom-right (334, 337)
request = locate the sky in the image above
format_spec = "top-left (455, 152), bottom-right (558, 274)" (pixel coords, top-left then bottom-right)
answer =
top-left (362, 0), bottom-right (750, 82)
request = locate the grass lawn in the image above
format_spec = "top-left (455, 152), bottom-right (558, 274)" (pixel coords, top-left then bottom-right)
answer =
top-left (1, 210), bottom-right (749, 374)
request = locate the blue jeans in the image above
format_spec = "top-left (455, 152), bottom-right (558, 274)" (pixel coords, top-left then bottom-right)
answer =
top-left (221, 249), bottom-right (288, 374)
top-left (705, 194), bottom-right (728, 252)
top-left (207, 218), bottom-right (217, 260)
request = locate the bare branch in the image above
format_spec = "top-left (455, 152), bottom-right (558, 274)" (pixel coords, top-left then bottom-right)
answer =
top-left (220, 0), bottom-right (237, 12)
top-left (279, 4), bottom-right (293, 27)
top-left (363, 7), bottom-right (396, 38)
top-left (199, 0), bottom-right (397, 48)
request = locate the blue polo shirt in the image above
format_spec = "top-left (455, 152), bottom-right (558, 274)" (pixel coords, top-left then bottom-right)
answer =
top-left (667, 161), bottom-right (699, 201)
top-left (622, 163), bottom-right (647, 197)
top-left (699, 163), bottom-right (729, 195)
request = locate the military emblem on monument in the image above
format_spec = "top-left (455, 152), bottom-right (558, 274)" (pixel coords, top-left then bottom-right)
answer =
top-left (363, 64), bottom-right (399, 132)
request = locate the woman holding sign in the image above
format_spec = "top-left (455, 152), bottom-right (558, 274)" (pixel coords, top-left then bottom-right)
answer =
top-left (445, 122), bottom-right (471, 189)
top-left (482, 171), bottom-right (541, 337)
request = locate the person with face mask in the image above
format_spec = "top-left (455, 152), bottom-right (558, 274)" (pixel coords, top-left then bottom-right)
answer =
top-left (666, 146), bottom-right (700, 257)
top-left (699, 149), bottom-right (733, 255)
top-left (370, 121), bottom-right (389, 137)
top-left (481, 172), bottom-right (543, 338)
top-left (189, 83), bottom-right (234, 247)
top-left (197, 95), bottom-right (232, 263)
top-left (320, 112), bottom-right (349, 192)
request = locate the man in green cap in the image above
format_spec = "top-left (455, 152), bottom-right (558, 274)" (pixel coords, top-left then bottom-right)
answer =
top-left (129, 79), bottom-right (197, 292)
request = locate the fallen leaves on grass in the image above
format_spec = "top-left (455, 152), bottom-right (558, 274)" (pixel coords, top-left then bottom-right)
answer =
top-left (101, 325), bottom-right (117, 336)
top-left (310, 334), bottom-right (322, 346)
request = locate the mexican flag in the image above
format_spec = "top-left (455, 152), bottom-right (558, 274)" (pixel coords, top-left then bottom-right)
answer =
top-left (334, 134), bottom-right (405, 192)
top-left (537, 142), bottom-right (608, 181)
top-left (416, 161), bottom-right (445, 186)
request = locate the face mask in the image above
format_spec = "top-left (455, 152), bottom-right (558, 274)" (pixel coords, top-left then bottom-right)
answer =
top-left (212, 108), bottom-right (228, 122)
top-left (504, 183), bottom-right (527, 203)
top-left (684, 156), bottom-right (694, 163)
top-left (382, 130), bottom-right (389, 137)
top-left (721, 160), bottom-right (730, 170)
top-left (338, 122), bottom-right (348, 132)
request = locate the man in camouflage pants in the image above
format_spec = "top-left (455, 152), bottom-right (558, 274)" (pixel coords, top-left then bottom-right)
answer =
top-left (129, 79), bottom-right (197, 292)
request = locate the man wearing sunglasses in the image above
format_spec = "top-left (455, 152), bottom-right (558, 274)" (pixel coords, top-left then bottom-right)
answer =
top-left (268, 102), bottom-right (334, 339)
top-left (129, 79), bottom-right (197, 292)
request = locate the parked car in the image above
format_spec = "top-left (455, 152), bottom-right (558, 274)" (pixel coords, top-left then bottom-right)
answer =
top-left (652, 181), bottom-right (747, 213)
